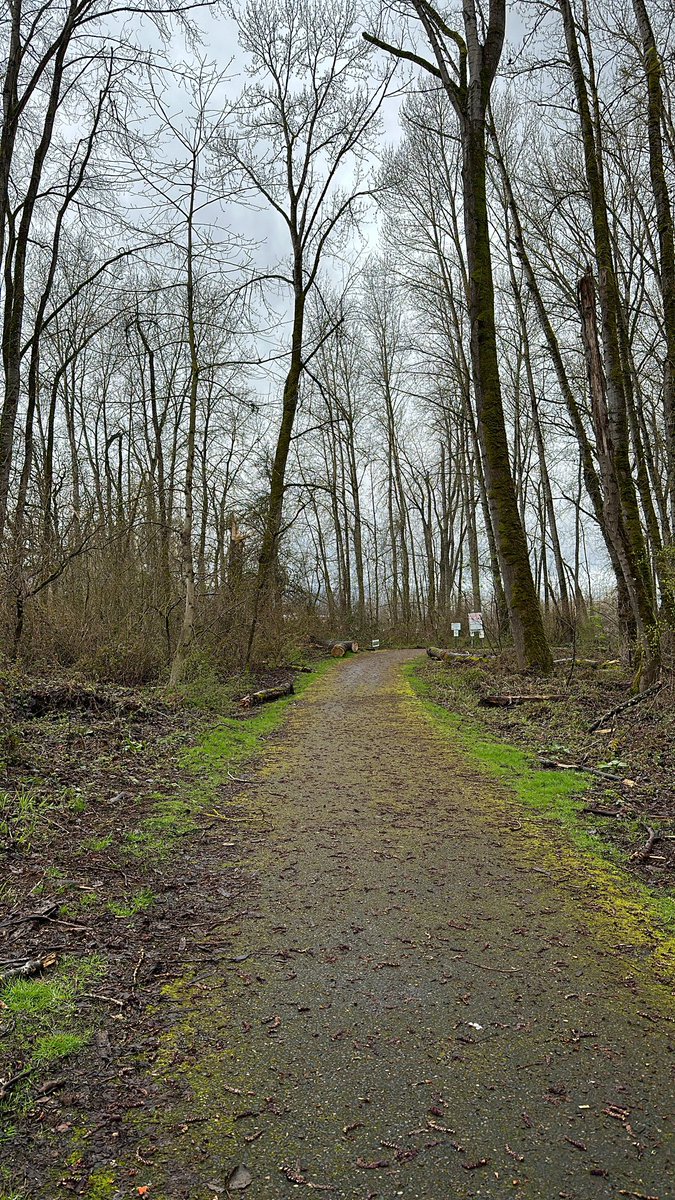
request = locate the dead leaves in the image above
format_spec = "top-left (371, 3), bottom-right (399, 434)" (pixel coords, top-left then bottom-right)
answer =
top-left (280, 1163), bottom-right (334, 1190)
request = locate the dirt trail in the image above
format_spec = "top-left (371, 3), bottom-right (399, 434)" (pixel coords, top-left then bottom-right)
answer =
top-left (130, 651), bottom-right (674, 1199)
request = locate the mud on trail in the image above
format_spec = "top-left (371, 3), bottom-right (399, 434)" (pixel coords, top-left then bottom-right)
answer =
top-left (6, 651), bottom-right (675, 1198)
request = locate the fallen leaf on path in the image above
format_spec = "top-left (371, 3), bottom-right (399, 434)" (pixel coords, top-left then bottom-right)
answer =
top-left (564, 1137), bottom-right (587, 1152)
top-left (355, 1158), bottom-right (390, 1169)
top-left (342, 1122), bottom-right (363, 1137)
top-left (505, 1144), bottom-right (524, 1162)
top-left (280, 1163), bottom-right (334, 1189)
top-left (461, 1158), bottom-right (489, 1170)
top-left (226, 1164), bottom-right (253, 1190)
top-left (603, 1104), bottom-right (630, 1121)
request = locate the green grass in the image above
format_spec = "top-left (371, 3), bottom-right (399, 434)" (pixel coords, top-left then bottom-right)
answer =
top-left (0, 786), bottom-right (52, 850)
top-left (0, 955), bottom-right (103, 1111)
top-left (122, 659), bottom-right (334, 861)
top-left (107, 887), bottom-right (154, 917)
top-left (0, 784), bottom-right (86, 851)
top-left (406, 660), bottom-right (675, 937)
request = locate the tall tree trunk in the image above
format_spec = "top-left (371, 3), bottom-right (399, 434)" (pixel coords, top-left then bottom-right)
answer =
top-left (631, 0), bottom-right (675, 546)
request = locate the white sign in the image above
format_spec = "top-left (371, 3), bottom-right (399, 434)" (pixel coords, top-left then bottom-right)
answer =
top-left (468, 611), bottom-right (484, 637)
top-left (371, 638), bottom-right (380, 649)
top-left (451, 622), bottom-right (461, 638)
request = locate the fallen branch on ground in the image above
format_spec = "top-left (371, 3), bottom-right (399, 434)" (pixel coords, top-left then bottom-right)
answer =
top-left (0, 953), bottom-right (57, 984)
top-left (538, 756), bottom-right (627, 782)
top-left (479, 694), bottom-right (566, 707)
top-left (589, 680), bottom-right (663, 732)
top-left (632, 827), bottom-right (661, 863)
top-left (0, 903), bottom-right (59, 931)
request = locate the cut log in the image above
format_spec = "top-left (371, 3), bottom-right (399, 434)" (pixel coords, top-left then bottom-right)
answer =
top-left (240, 682), bottom-right (294, 708)
top-left (480, 694), bottom-right (566, 707)
top-left (329, 639), bottom-right (359, 655)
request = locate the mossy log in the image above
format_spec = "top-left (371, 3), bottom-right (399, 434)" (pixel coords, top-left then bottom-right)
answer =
top-left (240, 682), bottom-right (294, 708)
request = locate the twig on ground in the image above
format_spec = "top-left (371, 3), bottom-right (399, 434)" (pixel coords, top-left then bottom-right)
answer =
top-left (632, 827), bottom-right (660, 863)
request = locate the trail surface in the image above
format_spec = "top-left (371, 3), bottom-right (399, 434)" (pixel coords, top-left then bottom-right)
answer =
top-left (141, 651), bottom-right (674, 1199)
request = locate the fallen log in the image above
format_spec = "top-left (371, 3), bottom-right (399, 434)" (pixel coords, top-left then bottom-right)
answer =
top-left (427, 646), bottom-right (447, 660)
top-left (480, 694), bottom-right (566, 707)
top-left (240, 682), bottom-right (294, 709)
top-left (329, 639), bottom-right (359, 655)
top-left (427, 647), bottom-right (484, 664)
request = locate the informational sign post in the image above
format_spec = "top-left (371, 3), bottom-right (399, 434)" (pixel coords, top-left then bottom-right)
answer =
top-left (468, 612), bottom-right (485, 640)
top-left (451, 622), bottom-right (461, 638)
top-left (371, 638), bottom-right (380, 650)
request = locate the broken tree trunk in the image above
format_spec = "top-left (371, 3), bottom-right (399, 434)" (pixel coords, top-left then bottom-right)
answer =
top-left (240, 682), bottom-right (294, 709)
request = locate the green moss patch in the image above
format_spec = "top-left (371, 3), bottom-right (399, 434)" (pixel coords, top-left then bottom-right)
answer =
top-left (405, 659), bottom-right (675, 958)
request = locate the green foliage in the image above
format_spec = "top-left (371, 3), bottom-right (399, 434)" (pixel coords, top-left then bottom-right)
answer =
top-left (0, 783), bottom-right (87, 850)
top-left (122, 798), bottom-right (200, 860)
top-left (32, 1032), bottom-right (88, 1065)
top-left (174, 652), bottom-right (252, 715)
top-left (107, 888), bottom-right (154, 917)
top-left (82, 833), bottom-right (113, 852)
top-left (0, 786), bottom-right (51, 850)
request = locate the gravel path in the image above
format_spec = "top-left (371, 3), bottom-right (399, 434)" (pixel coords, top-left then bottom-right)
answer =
top-left (141, 650), bottom-right (675, 1199)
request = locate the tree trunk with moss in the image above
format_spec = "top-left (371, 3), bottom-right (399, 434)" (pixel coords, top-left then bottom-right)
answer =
top-left (366, 1), bottom-right (551, 671)
top-left (557, 0), bottom-right (659, 683)
top-left (461, 110), bottom-right (551, 671)
top-left (631, 0), bottom-right (675, 534)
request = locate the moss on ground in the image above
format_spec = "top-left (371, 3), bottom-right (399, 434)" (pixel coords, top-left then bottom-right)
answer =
top-left (405, 659), bottom-right (675, 964)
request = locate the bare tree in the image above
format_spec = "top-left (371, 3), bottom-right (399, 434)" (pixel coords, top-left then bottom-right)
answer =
top-left (222, 0), bottom-right (392, 660)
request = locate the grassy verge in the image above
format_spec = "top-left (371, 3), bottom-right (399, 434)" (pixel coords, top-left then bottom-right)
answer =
top-left (122, 658), bottom-right (334, 862)
top-left (0, 955), bottom-right (104, 1133)
top-left (405, 659), bottom-right (675, 940)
